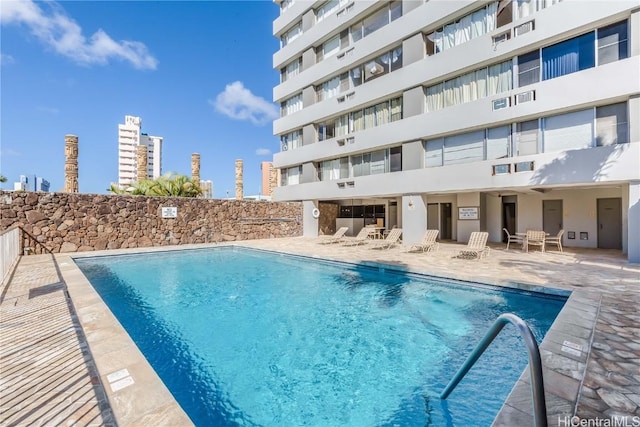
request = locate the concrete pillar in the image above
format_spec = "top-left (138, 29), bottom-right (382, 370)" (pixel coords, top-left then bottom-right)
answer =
top-left (235, 159), bottom-right (243, 200)
top-left (303, 200), bottom-right (319, 237)
top-left (191, 153), bottom-right (201, 184)
top-left (628, 181), bottom-right (640, 263)
top-left (456, 192), bottom-right (481, 242)
top-left (137, 145), bottom-right (148, 182)
top-left (64, 134), bottom-right (79, 193)
top-left (401, 194), bottom-right (428, 246)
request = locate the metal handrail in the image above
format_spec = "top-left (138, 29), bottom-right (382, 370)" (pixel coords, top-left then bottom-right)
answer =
top-left (440, 313), bottom-right (547, 427)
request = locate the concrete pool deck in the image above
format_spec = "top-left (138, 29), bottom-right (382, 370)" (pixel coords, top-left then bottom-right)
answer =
top-left (1, 236), bottom-right (639, 426)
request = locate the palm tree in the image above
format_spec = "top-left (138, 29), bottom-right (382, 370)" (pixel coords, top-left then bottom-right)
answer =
top-left (107, 173), bottom-right (202, 197)
top-left (0, 175), bottom-right (6, 183)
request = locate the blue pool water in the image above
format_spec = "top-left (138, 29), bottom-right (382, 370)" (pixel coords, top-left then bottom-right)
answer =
top-left (76, 247), bottom-right (566, 427)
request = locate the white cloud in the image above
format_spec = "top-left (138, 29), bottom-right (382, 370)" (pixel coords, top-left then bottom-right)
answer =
top-left (255, 148), bottom-right (272, 156)
top-left (0, 149), bottom-right (21, 157)
top-left (0, 0), bottom-right (158, 70)
top-left (210, 81), bottom-right (278, 126)
top-left (0, 53), bottom-right (15, 65)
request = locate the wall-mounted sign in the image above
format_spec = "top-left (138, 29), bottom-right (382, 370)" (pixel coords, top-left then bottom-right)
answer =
top-left (161, 207), bottom-right (177, 218)
top-left (458, 207), bottom-right (479, 220)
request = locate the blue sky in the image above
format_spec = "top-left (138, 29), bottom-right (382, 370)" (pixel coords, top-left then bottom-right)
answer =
top-left (0, 0), bottom-right (281, 196)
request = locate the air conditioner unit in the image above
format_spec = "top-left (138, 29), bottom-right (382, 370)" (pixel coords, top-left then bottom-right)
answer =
top-left (515, 21), bottom-right (534, 37)
top-left (515, 90), bottom-right (535, 104)
top-left (366, 62), bottom-right (383, 75)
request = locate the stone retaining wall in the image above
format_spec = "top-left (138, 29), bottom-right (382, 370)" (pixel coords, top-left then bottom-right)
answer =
top-left (0, 191), bottom-right (302, 253)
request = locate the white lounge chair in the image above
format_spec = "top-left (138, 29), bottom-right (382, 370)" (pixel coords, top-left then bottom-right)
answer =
top-left (318, 227), bottom-right (349, 244)
top-left (457, 231), bottom-right (490, 259)
top-left (407, 229), bottom-right (440, 252)
top-left (342, 227), bottom-right (372, 246)
top-left (545, 229), bottom-right (564, 252)
top-left (371, 228), bottom-right (403, 250)
top-left (525, 230), bottom-right (546, 253)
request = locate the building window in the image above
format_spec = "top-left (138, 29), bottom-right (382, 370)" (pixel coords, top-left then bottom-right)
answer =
top-left (280, 0), bottom-right (295, 14)
top-left (426, 2), bottom-right (497, 55)
top-left (319, 157), bottom-right (349, 181)
top-left (425, 60), bottom-right (512, 112)
top-left (316, 73), bottom-right (348, 102)
top-left (542, 31), bottom-right (595, 80)
top-left (348, 46), bottom-right (402, 88)
top-left (316, 35), bottom-right (340, 62)
top-left (280, 58), bottom-right (301, 83)
top-left (281, 129), bottom-right (302, 151)
top-left (315, 0), bottom-right (348, 23)
top-left (281, 166), bottom-right (301, 186)
top-left (595, 102), bottom-right (628, 146)
top-left (281, 22), bottom-right (302, 47)
top-left (517, 50), bottom-right (540, 87)
top-left (351, 2), bottom-right (402, 43)
top-left (516, 120), bottom-right (539, 156)
top-left (351, 147), bottom-right (402, 177)
top-left (281, 93), bottom-right (302, 117)
top-left (597, 21), bottom-right (628, 66)
top-left (543, 108), bottom-right (595, 152)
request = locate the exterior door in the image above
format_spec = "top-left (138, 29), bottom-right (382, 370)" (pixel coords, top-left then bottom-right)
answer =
top-left (440, 203), bottom-right (452, 240)
top-left (597, 198), bottom-right (622, 249)
top-left (502, 202), bottom-right (516, 242)
top-left (427, 204), bottom-right (439, 231)
top-left (543, 200), bottom-right (563, 236)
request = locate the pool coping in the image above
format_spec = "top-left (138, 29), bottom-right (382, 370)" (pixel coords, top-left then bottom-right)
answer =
top-left (59, 242), bottom-right (592, 426)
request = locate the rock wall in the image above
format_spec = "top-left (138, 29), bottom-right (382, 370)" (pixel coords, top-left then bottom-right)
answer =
top-left (0, 191), bottom-right (302, 253)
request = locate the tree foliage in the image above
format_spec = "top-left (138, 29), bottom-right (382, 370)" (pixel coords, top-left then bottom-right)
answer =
top-left (108, 173), bottom-right (202, 197)
top-left (0, 175), bottom-right (7, 183)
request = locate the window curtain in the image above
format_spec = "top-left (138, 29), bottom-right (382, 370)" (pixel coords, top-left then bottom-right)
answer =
top-left (426, 84), bottom-right (444, 112)
top-left (370, 150), bottom-right (386, 175)
top-left (391, 47), bottom-right (402, 71)
top-left (475, 68), bottom-right (488, 99)
top-left (287, 166), bottom-right (300, 185)
top-left (335, 115), bottom-right (348, 137)
top-left (443, 23), bottom-right (456, 50)
top-left (542, 32), bottom-right (595, 80)
top-left (516, 0), bottom-right (536, 20)
top-left (323, 76), bottom-right (340, 100)
top-left (352, 155), bottom-right (363, 177)
top-left (443, 79), bottom-right (456, 107)
top-left (434, 29), bottom-right (444, 53)
top-left (485, 2), bottom-right (497, 32)
top-left (460, 71), bottom-right (475, 103)
top-left (595, 103), bottom-right (628, 146)
top-left (471, 8), bottom-right (486, 39)
top-left (543, 108), bottom-right (594, 152)
top-left (487, 61), bottom-right (512, 95)
top-left (364, 106), bottom-right (376, 128)
top-left (375, 101), bottom-right (389, 126)
top-left (455, 14), bottom-right (472, 45)
top-left (425, 139), bottom-right (444, 167)
top-left (390, 97), bottom-right (402, 121)
top-left (486, 126), bottom-right (510, 159)
top-left (352, 110), bottom-right (364, 132)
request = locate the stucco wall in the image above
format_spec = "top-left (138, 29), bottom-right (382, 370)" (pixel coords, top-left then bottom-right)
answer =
top-left (0, 191), bottom-right (302, 253)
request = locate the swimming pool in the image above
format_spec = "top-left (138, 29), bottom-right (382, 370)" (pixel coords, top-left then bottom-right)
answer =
top-left (76, 247), bottom-right (566, 426)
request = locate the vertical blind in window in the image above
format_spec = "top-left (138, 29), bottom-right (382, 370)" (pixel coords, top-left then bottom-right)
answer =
top-left (517, 50), bottom-right (540, 87)
top-left (486, 126), bottom-right (510, 159)
top-left (596, 103), bottom-right (628, 146)
top-left (443, 130), bottom-right (485, 165)
top-left (428, 2), bottom-right (497, 54)
top-left (425, 139), bottom-right (444, 167)
top-left (543, 109), bottom-right (594, 152)
top-left (542, 32), bottom-right (595, 80)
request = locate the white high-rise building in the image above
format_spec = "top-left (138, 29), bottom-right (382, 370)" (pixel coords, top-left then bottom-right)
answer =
top-left (271, 0), bottom-right (640, 262)
top-left (117, 115), bottom-right (163, 187)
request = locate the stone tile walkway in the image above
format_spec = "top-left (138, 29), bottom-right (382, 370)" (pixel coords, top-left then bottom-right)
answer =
top-left (1, 237), bottom-right (639, 426)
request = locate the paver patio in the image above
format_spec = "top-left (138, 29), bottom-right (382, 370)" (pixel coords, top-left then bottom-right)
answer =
top-left (1, 237), bottom-right (639, 426)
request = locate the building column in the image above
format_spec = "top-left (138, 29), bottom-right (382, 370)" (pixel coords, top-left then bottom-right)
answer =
top-left (401, 194), bottom-right (427, 246)
top-left (235, 159), bottom-right (243, 200)
top-left (628, 181), bottom-right (640, 263)
top-left (64, 134), bottom-right (79, 193)
top-left (456, 192), bottom-right (481, 242)
top-left (303, 200), bottom-right (319, 237)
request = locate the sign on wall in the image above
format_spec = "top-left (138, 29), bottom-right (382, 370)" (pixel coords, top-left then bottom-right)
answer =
top-left (161, 207), bottom-right (177, 218)
top-left (458, 207), bottom-right (479, 220)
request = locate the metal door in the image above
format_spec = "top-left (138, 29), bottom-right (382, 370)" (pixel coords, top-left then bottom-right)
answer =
top-left (597, 198), bottom-right (622, 249)
top-left (543, 200), bottom-right (563, 236)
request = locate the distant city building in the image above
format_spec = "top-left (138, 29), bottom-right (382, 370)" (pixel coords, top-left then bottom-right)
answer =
top-left (118, 115), bottom-right (162, 187)
top-left (35, 176), bottom-right (50, 192)
top-left (260, 161), bottom-right (279, 197)
top-left (200, 180), bottom-right (213, 199)
top-left (11, 175), bottom-right (49, 192)
top-left (13, 175), bottom-right (28, 191)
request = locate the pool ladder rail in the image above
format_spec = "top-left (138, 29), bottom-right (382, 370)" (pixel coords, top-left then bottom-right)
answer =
top-left (440, 313), bottom-right (548, 427)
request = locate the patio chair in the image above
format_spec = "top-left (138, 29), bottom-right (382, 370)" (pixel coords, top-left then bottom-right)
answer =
top-left (525, 230), bottom-right (546, 253)
top-left (370, 228), bottom-right (403, 250)
top-left (341, 227), bottom-right (372, 246)
top-left (457, 231), bottom-right (490, 259)
top-left (545, 229), bottom-right (564, 252)
top-left (318, 227), bottom-right (349, 244)
top-left (407, 229), bottom-right (440, 252)
top-left (503, 228), bottom-right (523, 250)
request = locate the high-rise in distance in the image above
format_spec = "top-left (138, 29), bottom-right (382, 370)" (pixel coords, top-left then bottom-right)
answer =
top-left (117, 115), bottom-right (163, 187)
top-left (271, 0), bottom-right (640, 262)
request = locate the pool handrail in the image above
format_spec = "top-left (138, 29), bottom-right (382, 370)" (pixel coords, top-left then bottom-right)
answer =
top-left (440, 313), bottom-right (547, 427)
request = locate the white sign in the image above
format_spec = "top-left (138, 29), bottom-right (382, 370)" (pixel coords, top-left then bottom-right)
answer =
top-left (161, 207), bottom-right (177, 218)
top-left (458, 207), bottom-right (479, 220)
